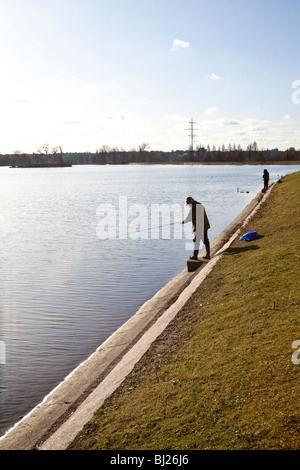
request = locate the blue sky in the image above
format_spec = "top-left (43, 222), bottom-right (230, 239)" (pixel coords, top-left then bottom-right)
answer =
top-left (0, 0), bottom-right (299, 153)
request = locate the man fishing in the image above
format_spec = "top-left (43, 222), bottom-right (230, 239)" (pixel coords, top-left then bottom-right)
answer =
top-left (263, 169), bottom-right (269, 192)
top-left (182, 196), bottom-right (210, 260)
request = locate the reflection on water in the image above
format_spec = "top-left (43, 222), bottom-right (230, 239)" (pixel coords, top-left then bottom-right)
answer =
top-left (0, 164), bottom-right (298, 436)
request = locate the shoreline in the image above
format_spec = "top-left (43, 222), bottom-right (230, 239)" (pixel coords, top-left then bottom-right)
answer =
top-left (0, 184), bottom-right (272, 450)
top-left (1, 161), bottom-right (300, 168)
top-left (68, 171), bottom-right (299, 451)
top-left (128, 161), bottom-right (300, 166)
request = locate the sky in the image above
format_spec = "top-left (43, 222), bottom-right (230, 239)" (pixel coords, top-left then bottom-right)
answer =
top-left (0, 0), bottom-right (299, 154)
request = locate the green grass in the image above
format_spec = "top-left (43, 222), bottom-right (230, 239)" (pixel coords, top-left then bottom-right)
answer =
top-left (69, 171), bottom-right (300, 450)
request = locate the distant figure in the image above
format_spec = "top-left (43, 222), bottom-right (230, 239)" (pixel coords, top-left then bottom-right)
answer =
top-left (182, 197), bottom-right (210, 260)
top-left (263, 169), bottom-right (269, 192)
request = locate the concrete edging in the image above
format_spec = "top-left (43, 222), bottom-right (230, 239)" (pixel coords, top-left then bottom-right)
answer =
top-left (0, 186), bottom-right (273, 450)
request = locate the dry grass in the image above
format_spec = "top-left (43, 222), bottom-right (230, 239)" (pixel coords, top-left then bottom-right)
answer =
top-left (69, 171), bottom-right (300, 450)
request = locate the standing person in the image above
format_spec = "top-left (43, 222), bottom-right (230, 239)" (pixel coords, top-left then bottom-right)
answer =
top-left (263, 169), bottom-right (269, 192)
top-left (182, 197), bottom-right (210, 260)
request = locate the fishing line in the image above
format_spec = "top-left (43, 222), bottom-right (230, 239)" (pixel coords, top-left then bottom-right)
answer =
top-left (133, 220), bottom-right (182, 235)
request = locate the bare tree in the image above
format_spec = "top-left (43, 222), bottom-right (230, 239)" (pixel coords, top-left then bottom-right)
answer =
top-left (43, 143), bottom-right (50, 154)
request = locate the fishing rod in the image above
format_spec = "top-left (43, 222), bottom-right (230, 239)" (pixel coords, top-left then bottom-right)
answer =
top-left (133, 220), bottom-right (183, 235)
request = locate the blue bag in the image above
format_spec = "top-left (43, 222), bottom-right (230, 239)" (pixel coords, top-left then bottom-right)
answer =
top-left (240, 229), bottom-right (258, 241)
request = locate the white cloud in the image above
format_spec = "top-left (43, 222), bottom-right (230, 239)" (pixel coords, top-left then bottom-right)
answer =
top-left (106, 114), bottom-right (126, 120)
top-left (283, 114), bottom-right (291, 120)
top-left (34, 41), bottom-right (46, 47)
top-left (205, 107), bottom-right (219, 116)
top-left (196, 116), bottom-right (288, 150)
top-left (222, 119), bottom-right (240, 126)
top-left (171, 39), bottom-right (190, 51)
top-left (65, 119), bottom-right (83, 125)
top-left (163, 113), bottom-right (187, 121)
top-left (14, 98), bottom-right (29, 104)
top-left (86, 83), bottom-right (107, 92)
top-left (208, 73), bottom-right (223, 80)
top-left (86, 80), bottom-right (116, 93)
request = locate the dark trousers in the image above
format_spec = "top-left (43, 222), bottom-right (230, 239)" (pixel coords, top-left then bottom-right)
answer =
top-left (193, 230), bottom-right (210, 255)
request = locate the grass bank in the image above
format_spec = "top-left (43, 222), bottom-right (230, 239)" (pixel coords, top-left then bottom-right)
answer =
top-left (69, 172), bottom-right (300, 450)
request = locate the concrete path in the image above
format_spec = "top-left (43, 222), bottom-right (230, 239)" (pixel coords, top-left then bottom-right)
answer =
top-left (0, 187), bottom-right (271, 450)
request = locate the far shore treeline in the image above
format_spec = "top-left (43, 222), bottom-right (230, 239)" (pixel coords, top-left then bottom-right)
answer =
top-left (1, 142), bottom-right (299, 167)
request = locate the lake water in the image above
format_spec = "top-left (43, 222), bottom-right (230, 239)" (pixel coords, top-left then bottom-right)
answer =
top-left (0, 163), bottom-right (298, 437)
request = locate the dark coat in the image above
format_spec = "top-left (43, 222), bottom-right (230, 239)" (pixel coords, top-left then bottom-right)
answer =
top-left (184, 200), bottom-right (210, 233)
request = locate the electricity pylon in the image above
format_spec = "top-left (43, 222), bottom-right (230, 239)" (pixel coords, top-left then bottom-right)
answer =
top-left (186, 118), bottom-right (198, 152)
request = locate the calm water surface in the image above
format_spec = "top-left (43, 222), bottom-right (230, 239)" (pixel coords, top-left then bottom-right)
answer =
top-left (0, 164), bottom-right (298, 436)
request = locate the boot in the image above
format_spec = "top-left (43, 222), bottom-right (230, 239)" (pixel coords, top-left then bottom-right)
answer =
top-left (189, 250), bottom-right (199, 260)
top-left (203, 244), bottom-right (210, 259)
